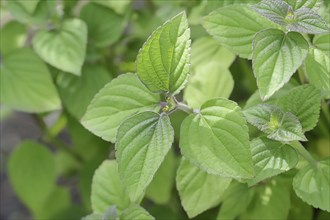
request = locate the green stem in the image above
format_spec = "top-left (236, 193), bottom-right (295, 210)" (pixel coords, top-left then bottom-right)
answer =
top-left (297, 67), bottom-right (306, 84)
top-left (290, 141), bottom-right (317, 168)
top-left (176, 102), bottom-right (195, 114)
top-left (32, 114), bottom-right (84, 164)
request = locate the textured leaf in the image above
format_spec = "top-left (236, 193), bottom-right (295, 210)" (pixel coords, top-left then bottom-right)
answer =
top-left (278, 85), bottom-right (321, 131)
top-left (304, 48), bottom-right (330, 99)
top-left (217, 182), bottom-right (255, 220)
top-left (252, 0), bottom-right (329, 34)
top-left (82, 213), bottom-right (103, 220)
top-left (0, 48), bottom-right (61, 112)
top-left (57, 65), bottom-right (112, 119)
top-left (252, 29), bottom-right (309, 100)
top-left (32, 18), bottom-right (87, 75)
top-left (176, 158), bottom-right (231, 218)
top-left (91, 0), bottom-right (131, 14)
top-left (120, 205), bottom-right (155, 220)
top-left (242, 179), bottom-right (291, 219)
top-left (0, 21), bottom-right (26, 55)
top-left (191, 37), bottom-right (235, 70)
top-left (184, 62), bottom-right (234, 109)
top-left (80, 3), bottom-right (126, 47)
top-left (91, 160), bottom-right (130, 213)
top-left (8, 141), bottom-right (56, 215)
top-left (136, 12), bottom-right (191, 94)
top-left (116, 111), bottom-right (174, 202)
top-left (203, 4), bottom-right (279, 59)
top-left (81, 73), bottom-right (160, 143)
top-left (244, 104), bottom-right (307, 141)
top-left (247, 137), bottom-right (299, 186)
top-left (284, 0), bottom-right (320, 9)
top-left (293, 158), bottom-right (330, 212)
top-left (180, 98), bottom-right (254, 178)
top-left (146, 149), bottom-right (177, 204)
top-left (313, 34), bottom-right (330, 57)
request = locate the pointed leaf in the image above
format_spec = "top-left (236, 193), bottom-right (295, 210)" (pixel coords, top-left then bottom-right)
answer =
top-left (57, 65), bottom-right (112, 119)
top-left (120, 205), bottom-right (155, 220)
top-left (304, 48), bottom-right (330, 99)
top-left (91, 160), bottom-right (130, 213)
top-left (252, 29), bottom-right (309, 100)
top-left (184, 62), bottom-right (234, 109)
top-left (116, 111), bottom-right (174, 201)
top-left (244, 104), bottom-right (307, 141)
top-left (180, 98), bottom-right (254, 178)
top-left (247, 137), bottom-right (299, 186)
top-left (313, 34), bottom-right (330, 57)
top-left (293, 158), bottom-right (330, 212)
top-left (8, 141), bottom-right (56, 215)
top-left (0, 48), bottom-right (61, 112)
top-left (278, 85), bottom-right (321, 132)
top-left (136, 12), bottom-right (191, 94)
top-left (176, 158), bottom-right (231, 218)
top-left (81, 73), bottom-right (160, 143)
top-left (32, 19), bottom-right (87, 75)
top-left (203, 4), bottom-right (280, 59)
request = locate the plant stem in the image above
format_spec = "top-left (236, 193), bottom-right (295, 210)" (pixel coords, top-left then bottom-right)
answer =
top-left (297, 67), bottom-right (306, 84)
top-left (290, 141), bottom-right (318, 168)
top-left (176, 102), bottom-right (195, 114)
top-left (32, 114), bottom-right (84, 163)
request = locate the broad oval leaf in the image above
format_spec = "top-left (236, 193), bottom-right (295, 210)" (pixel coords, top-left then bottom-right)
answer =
top-left (136, 12), bottom-right (191, 95)
top-left (313, 34), bottom-right (330, 57)
top-left (244, 104), bottom-right (307, 142)
top-left (0, 48), bottom-right (61, 113)
top-left (32, 18), bottom-right (87, 75)
top-left (81, 73), bottom-right (160, 143)
top-left (120, 205), bottom-right (155, 220)
top-left (304, 48), bottom-right (330, 99)
top-left (203, 4), bottom-right (280, 59)
top-left (91, 160), bottom-right (130, 213)
top-left (252, 29), bottom-right (309, 100)
top-left (57, 65), bottom-right (112, 119)
top-left (278, 85), bottom-right (321, 132)
top-left (80, 3), bottom-right (126, 48)
top-left (8, 141), bottom-right (56, 215)
top-left (0, 21), bottom-right (26, 55)
top-left (180, 98), bottom-right (254, 178)
top-left (247, 137), bottom-right (299, 186)
top-left (176, 158), bottom-right (231, 218)
top-left (184, 62), bottom-right (234, 109)
top-left (116, 111), bottom-right (174, 202)
top-left (293, 158), bottom-right (330, 212)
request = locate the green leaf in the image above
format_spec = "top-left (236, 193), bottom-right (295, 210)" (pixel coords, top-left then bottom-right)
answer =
top-left (91, 160), bottom-right (130, 213)
top-left (313, 34), bottom-right (330, 57)
top-left (32, 18), bottom-right (87, 75)
top-left (284, 0), bottom-right (320, 9)
top-left (116, 111), bottom-right (174, 202)
top-left (180, 98), bottom-right (254, 179)
top-left (293, 158), bottom-right (330, 212)
top-left (120, 205), bottom-right (155, 220)
top-left (57, 65), bottom-right (112, 119)
top-left (241, 179), bottom-right (291, 219)
top-left (191, 36), bottom-right (235, 70)
top-left (244, 104), bottom-right (307, 142)
top-left (203, 4), bottom-right (279, 59)
top-left (8, 141), bottom-right (56, 215)
top-left (184, 62), bottom-right (234, 109)
top-left (176, 158), bottom-right (231, 218)
top-left (146, 149), bottom-right (177, 204)
top-left (91, 0), bottom-right (131, 14)
top-left (80, 3), bottom-right (126, 48)
top-left (247, 137), bottom-right (299, 186)
top-left (278, 85), bottom-right (321, 131)
top-left (304, 48), bottom-right (330, 99)
top-left (0, 48), bottom-right (61, 113)
top-left (252, 0), bottom-right (329, 34)
top-left (0, 21), bottom-right (26, 55)
top-left (15, 0), bottom-right (40, 14)
top-left (82, 213), bottom-right (103, 220)
top-left (252, 29), bottom-right (309, 100)
top-left (217, 182), bottom-right (255, 220)
top-left (81, 73), bottom-right (160, 143)
top-left (136, 12), bottom-right (191, 94)
top-left (288, 189), bottom-right (313, 220)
